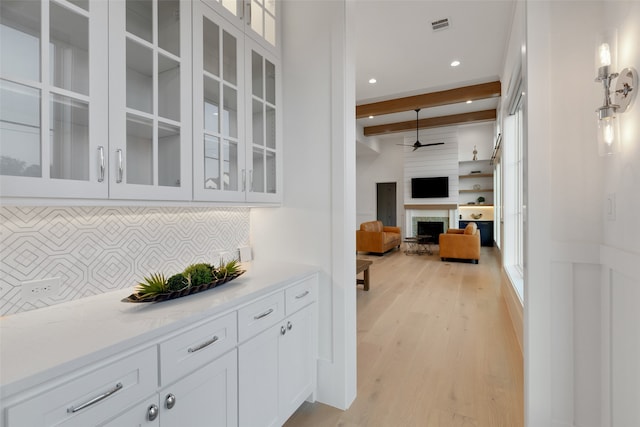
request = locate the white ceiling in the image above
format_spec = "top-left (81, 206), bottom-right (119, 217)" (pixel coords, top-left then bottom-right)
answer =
top-left (354, 0), bottom-right (515, 136)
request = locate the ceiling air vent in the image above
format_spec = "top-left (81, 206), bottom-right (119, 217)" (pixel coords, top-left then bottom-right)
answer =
top-left (431, 18), bottom-right (450, 31)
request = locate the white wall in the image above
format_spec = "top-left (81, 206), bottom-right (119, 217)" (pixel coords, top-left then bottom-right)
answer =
top-left (523, 1), bottom-right (640, 426)
top-left (251, 0), bottom-right (356, 410)
top-left (356, 135), bottom-right (404, 230)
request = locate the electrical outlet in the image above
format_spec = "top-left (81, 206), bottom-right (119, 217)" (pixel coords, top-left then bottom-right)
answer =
top-left (22, 278), bottom-right (60, 302)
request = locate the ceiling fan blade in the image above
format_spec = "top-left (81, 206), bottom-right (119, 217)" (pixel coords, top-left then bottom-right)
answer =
top-left (421, 142), bottom-right (445, 147)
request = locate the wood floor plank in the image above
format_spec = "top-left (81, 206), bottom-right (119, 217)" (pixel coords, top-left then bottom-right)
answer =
top-left (284, 246), bottom-right (523, 427)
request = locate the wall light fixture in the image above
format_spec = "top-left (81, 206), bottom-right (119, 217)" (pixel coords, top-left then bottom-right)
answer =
top-left (594, 31), bottom-right (637, 156)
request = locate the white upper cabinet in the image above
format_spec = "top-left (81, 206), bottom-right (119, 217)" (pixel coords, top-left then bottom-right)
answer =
top-left (193, 1), bottom-right (245, 202)
top-left (201, 0), bottom-right (279, 55)
top-left (245, 38), bottom-right (280, 203)
top-left (0, 0), bottom-right (109, 198)
top-left (108, 0), bottom-right (192, 201)
top-left (193, 1), bottom-right (281, 203)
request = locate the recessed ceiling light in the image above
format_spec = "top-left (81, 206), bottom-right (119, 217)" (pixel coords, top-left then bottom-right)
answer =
top-left (368, 115), bottom-right (374, 119)
top-left (450, 60), bottom-right (461, 67)
top-left (466, 100), bottom-right (472, 104)
top-left (368, 78), bottom-right (377, 84)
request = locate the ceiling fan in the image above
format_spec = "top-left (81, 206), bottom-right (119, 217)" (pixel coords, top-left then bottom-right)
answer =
top-left (398, 109), bottom-right (445, 151)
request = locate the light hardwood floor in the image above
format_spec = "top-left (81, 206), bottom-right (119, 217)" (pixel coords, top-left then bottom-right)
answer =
top-left (285, 245), bottom-right (523, 427)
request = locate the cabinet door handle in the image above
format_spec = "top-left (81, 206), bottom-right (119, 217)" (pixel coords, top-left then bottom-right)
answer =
top-left (165, 393), bottom-right (176, 409)
top-left (98, 146), bottom-right (105, 182)
top-left (280, 325), bottom-right (286, 335)
top-left (245, 1), bottom-right (251, 25)
top-left (116, 149), bottom-right (123, 183)
top-left (295, 290), bottom-right (309, 299)
top-left (187, 335), bottom-right (219, 353)
top-left (147, 404), bottom-right (159, 421)
top-left (249, 169), bottom-right (253, 192)
top-left (254, 308), bottom-right (273, 320)
top-left (67, 382), bottom-right (123, 413)
top-left (242, 169), bottom-right (246, 192)
top-left (287, 321), bottom-right (292, 331)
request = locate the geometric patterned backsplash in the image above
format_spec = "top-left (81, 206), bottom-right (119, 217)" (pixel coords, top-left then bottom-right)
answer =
top-left (0, 206), bottom-right (250, 316)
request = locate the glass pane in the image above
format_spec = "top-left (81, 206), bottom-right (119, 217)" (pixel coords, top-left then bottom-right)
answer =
top-left (126, 0), bottom-right (152, 42)
top-left (67, 0), bottom-right (89, 11)
top-left (251, 148), bottom-right (264, 192)
top-left (158, 54), bottom-right (180, 121)
top-left (223, 140), bottom-right (237, 191)
top-left (0, 80), bottom-right (41, 177)
top-left (265, 59), bottom-right (275, 105)
top-left (126, 39), bottom-right (153, 114)
top-left (221, 0), bottom-right (238, 16)
top-left (0, 0), bottom-right (40, 82)
top-left (252, 51), bottom-right (263, 99)
top-left (204, 76), bottom-right (220, 133)
top-left (204, 135), bottom-right (220, 190)
top-left (203, 17), bottom-right (219, 77)
top-left (158, 122), bottom-right (180, 187)
top-left (126, 114), bottom-right (153, 185)
top-left (50, 94), bottom-right (89, 180)
top-left (252, 99), bottom-right (263, 146)
top-left (158, 0), bottom-right (179, 56)
top-left (222, 85), bottom-right (237, 138)
top-left (222, 30), bottom-right (237, 85)
top-left (250, 0), bottom-right (263, 38)
top-left (265, 105), bottom-right (275, 149)
top-left (266, 150), bottom-right (275, 193)
top-left (265, 12), bottom-right (275, 46)
top-left (265, 0), bottom-right (275, 15)
top-left (50, 3), bottom-right (89, 95)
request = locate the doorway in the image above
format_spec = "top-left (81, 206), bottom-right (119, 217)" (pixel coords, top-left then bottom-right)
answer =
top-left (376, 182), bottom-right (396, 226)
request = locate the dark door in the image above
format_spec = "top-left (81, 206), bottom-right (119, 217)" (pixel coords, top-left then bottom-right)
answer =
top-left (376, 182), bottom-right (396, 226)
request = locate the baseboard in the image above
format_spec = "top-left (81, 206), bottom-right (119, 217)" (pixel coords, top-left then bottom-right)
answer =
top-left (501, 266), bottom-right (523, 355)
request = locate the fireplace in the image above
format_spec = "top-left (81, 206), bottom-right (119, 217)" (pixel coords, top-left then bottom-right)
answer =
top-left (417, 221), bottom-right (444, 244)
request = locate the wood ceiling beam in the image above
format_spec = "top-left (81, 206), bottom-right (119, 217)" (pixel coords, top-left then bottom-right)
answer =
top-left (356, 81), bottom-right (501, 119)
top-left (363, 109), bottom-right (496, 136)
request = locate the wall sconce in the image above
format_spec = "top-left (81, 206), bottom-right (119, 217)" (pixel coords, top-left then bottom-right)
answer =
top-left (594, 31), bottom-right (638, 156)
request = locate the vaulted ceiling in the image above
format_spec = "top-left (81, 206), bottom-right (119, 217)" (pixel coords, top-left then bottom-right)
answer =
top-left (354, 0), bottom-right (515, 139)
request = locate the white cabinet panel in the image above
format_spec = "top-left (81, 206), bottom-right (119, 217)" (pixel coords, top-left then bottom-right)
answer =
top-left (6, 346), bottom-right (157, 427)
top-left (108, 0), bottom-right (192, 201)
top-left (0, 0), bottom-right (109, 198)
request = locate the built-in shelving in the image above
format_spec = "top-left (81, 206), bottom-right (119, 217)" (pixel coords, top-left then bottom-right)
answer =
top-left (459, 173), bottom-right (493, 179)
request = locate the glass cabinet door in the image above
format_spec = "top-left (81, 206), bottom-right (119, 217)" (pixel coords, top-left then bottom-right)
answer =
top-left (193, 1), bottom-right (244, 202)
top-left (0, 0), bottom-right (108, 198)
top-left (246, 40), bottom-right (279, 202)
top-left (108, 0), bottom-right (191, 200)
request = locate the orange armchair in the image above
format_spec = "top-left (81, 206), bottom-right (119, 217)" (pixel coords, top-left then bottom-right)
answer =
top-left (356, 221), bottom-right (401, 254)
top-left (439, 222), bottom-right (481, 263)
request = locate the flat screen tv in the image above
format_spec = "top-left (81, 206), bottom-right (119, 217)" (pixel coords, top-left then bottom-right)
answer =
top-left (411, 176), bottom-right (449, 198)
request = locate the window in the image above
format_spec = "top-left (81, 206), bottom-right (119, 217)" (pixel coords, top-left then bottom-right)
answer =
top-left (503, 78), bottom-right (525, 302)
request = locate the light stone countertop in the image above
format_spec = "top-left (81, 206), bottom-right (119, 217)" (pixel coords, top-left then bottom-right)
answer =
top-left (0, 261), bottom-right (319, 399)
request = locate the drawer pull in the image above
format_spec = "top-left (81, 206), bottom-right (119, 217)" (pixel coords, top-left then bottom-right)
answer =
top-left (67, 382), bottom-right (123, 413)
top-left (254, 308), bottom-right (274, 320)
top-left (148, 404), bottom-right (159, 421)
top-left (188, 335), bottom-right (219, 353)
top-left (295, 290), bottom-right (310, 299)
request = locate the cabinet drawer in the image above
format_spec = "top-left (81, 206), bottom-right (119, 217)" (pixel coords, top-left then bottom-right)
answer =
top-left (159, 311), bottom-right (237, 386)
top-left (6, 346), bottom-right (157, 427)
top-left (285, 277), bottom-right (317, 316)
top-left (238, 292), bottom-right (285, 342)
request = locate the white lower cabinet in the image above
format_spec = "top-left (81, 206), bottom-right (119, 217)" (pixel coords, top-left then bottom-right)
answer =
top-left (238, 287), bottom-right (316, 427)
top-left (1, 273), bottom-right (318, 427)
top-left (101, 350), bottom-right (238, 427)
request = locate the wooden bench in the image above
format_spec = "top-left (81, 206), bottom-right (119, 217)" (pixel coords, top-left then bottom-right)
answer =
top-left (356, 259), bottom-right (373, 291)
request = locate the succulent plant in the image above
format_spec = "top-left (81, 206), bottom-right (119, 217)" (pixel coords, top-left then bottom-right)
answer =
top-left (166, 273), bottom-right (188, 292)
top-left (136, 273), bottom-right (168, 297)
top-left (216, 259), bottom-right (241, 279)
top-left (183, 263), bottom-right (213, 287)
